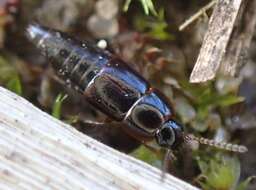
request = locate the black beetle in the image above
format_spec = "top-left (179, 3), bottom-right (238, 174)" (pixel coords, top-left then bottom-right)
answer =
top-left (26, 24), bottom-right (247, 155)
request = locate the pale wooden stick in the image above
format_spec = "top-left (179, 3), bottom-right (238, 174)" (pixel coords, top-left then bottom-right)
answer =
top-left (179, 0), bottom-right (217, 31)
top-left (190, 0), bottom-right (243, 83)
top-left (0, 86), bottom-right (199, 190)
top-left (220, 0), bottom-right (256, 76)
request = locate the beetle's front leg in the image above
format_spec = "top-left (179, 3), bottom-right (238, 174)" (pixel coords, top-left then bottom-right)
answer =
top-left (161, 149), bottom-right (176, 181)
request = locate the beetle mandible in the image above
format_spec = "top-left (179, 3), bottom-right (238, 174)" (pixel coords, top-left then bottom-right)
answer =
top-left (26, 24), bottom-right (247, 154)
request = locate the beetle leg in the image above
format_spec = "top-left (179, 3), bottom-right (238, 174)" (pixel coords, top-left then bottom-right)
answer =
top-left (76, 119), bottom-right (110, 135)
top-left (79, 119), bottom-right (122, 131)
top-left (141, 142), bottom-right (161, 154)
top-left (79, 120), bottom-right (107, 127)
top-left (161, 149), bottom-right (176, 181)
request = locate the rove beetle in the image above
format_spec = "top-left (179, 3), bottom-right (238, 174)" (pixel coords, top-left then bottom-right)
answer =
top-left (26, 24), bottom-right (247, 159)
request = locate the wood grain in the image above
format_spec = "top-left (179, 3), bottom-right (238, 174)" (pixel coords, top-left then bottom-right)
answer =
top-left (0, 87), bottom-right (199, 190)
top-left (220, 0), bottom-right (256, 76)
top-left (190, 0), bottom-right (243, 83)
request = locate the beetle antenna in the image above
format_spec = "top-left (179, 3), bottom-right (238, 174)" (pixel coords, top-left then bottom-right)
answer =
top-left (183, 133), bottom-right (248, 153)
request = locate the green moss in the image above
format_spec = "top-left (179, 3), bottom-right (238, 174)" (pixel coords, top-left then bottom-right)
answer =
top-left (180, 80), bottom-right (244, 121)
top-left (123, 0), bottom-right (158, 16)
top-left (197, 153), bottom-right (241, 190)
top-left (52, 93), bottom-right (68, 119)
top-left (131, 145), bottom-right (162, 168)
top-left (134, 8), bottom-right (173, 40)
top-left (0, 56), bottom-right (22, 95)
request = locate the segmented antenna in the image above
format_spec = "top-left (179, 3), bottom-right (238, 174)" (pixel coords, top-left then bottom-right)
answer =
top-left (184, 133), bottom-right (248, 153)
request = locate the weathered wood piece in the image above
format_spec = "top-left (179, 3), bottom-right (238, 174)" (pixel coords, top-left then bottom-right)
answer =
top-left (0, 86), bottom-right (199, 190)
top-left (190, 0), bottom-right (243, 83)
top-left (220, 0), bottom-right (256, 76)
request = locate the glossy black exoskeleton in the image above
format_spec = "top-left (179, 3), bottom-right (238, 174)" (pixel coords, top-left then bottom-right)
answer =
top-left (26, 24), bottom-right (247, 154)
top-left (26, 24), bottom-right (184, 150)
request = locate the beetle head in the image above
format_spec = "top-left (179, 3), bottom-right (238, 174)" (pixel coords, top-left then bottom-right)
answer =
top-left (155, 119), bottom-right (184, 149)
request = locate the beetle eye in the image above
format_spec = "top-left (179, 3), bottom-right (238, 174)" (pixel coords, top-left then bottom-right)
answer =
top-left (155, 125), bottom-right (175, 148)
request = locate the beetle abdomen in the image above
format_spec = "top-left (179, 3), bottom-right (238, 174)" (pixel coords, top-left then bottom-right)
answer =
top-left (26, 24), bottom-right (149, 120)
top-left (26, 24), bottom-right (110, 91)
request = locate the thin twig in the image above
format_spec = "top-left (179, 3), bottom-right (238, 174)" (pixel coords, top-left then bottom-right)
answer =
top-left (179, 0), bottom-right (217, 31)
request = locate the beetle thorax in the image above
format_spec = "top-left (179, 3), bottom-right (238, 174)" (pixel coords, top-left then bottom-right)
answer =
top-left (124, 89), bottom-right (173, 136)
